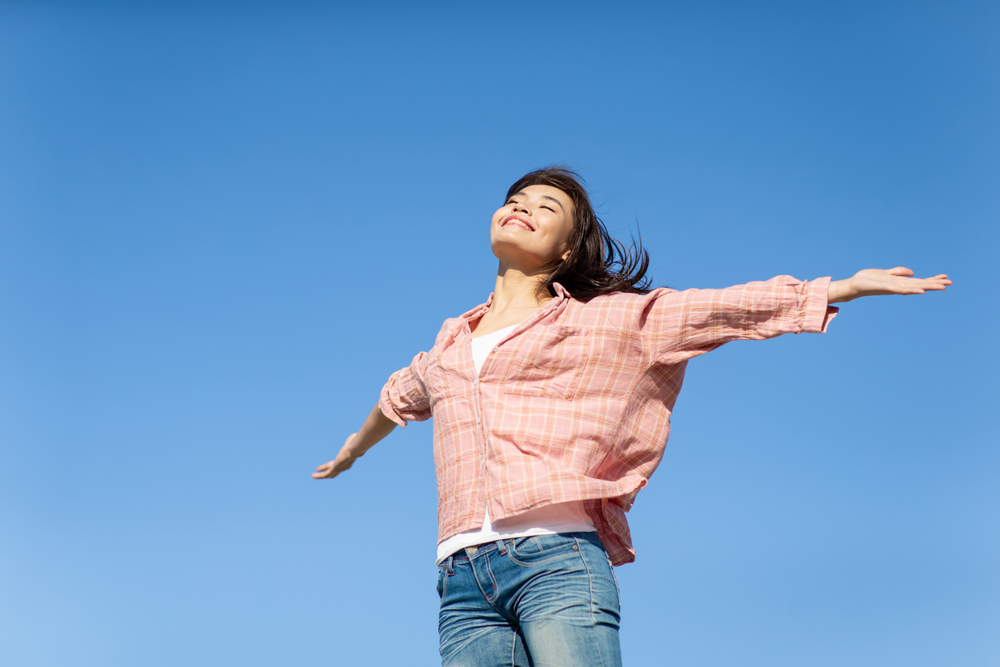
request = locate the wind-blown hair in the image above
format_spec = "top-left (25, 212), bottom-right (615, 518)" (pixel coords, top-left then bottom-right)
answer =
top-left (505, 166), bottom-right (652, 302)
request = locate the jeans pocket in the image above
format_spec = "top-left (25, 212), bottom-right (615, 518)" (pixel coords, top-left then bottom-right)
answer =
top-left (508, 534), bottom-right (582, 567)
top-left (436, 565), bottom-right (447, 599)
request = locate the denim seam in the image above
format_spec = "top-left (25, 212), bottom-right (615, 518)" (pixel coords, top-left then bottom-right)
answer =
top-left (577, 536), bottom-right (608, 667)
top-left (467, 552), bottom-right (492, 607)
top-left (468, 550), bottom-right (514, 622)
top-left (608, 557), bottom-right (621, 607)
top-left (484, 553), bottom-right (499, 601)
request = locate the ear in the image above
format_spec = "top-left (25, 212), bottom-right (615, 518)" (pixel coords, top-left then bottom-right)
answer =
top-left (560, 248), bottom-right (572, 262)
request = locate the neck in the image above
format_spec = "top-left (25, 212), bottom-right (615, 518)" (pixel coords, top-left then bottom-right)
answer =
top-left (490, 263), bottom-right (552, 314)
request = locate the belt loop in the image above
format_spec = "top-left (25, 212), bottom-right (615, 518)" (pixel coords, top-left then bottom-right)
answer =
top-left (495, 539), bottom-right (507, 555)
top-left (446, 555), bottom-right (454, 575)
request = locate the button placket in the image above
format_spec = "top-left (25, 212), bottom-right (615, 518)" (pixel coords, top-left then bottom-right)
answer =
top-left (475, 374), bottom-right (489, 504)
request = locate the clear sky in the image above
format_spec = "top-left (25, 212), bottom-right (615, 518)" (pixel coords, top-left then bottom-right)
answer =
top-left (1, 2), bottom-right (997, 666)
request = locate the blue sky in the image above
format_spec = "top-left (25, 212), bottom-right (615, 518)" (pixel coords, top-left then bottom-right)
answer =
top-left (1, 2), bottom-right (997, 665)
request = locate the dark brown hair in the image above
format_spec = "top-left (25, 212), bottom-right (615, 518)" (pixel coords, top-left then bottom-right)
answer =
top-left (505, 166), bottom-right (652, 302)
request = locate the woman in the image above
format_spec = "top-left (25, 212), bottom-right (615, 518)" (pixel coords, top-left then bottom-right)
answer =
top-left (312, 167), bottom-right (950, 667)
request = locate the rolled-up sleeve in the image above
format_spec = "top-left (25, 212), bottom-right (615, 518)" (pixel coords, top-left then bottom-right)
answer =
top-left (378, 350), bottom-right (433, 428)
top-left (640, 275), bottom-right (839, 364)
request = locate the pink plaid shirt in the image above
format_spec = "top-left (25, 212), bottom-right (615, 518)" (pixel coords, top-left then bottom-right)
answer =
top-left (379, 276), bottom-right (838, 566)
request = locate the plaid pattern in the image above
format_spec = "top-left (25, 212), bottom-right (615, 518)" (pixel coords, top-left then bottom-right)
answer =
top-left (380, 276), bottom-right (837, 566)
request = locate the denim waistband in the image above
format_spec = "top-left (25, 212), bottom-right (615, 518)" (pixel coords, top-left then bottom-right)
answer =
top-left (440, 532), bottom-right (605, 574)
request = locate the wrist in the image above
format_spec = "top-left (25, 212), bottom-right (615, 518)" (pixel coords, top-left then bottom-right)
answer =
top-left (342, 435), bottom-right (366, 460)
top-left (828, 278), bottom-right (854, 304)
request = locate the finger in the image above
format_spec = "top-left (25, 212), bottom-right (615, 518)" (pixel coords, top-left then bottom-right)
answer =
top-left (887, 266), bottom-right (914, 277)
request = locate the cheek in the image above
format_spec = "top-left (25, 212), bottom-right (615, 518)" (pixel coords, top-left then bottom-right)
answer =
top-left (491, 209), bottom-right (508, 229)
top-left (555, 217), bottom-right (575, 249)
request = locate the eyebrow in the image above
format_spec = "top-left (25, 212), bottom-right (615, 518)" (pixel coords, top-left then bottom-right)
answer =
top-left (510, 191), bottom-right (565, 211)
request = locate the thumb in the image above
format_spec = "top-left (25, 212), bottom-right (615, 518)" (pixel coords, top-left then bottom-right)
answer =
top-left (887, 266), bottom-right (914, 277)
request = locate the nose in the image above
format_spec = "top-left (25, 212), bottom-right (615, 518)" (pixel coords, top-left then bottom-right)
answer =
top-left (510, 200), bottom-right (530, 215)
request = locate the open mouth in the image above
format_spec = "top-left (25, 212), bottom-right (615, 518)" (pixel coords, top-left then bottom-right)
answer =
top-left (502, 215), bottom-right (534, 231)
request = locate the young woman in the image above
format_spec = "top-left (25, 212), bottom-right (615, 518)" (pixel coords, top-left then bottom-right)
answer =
top-left (312, 167), bottom-right (951, 667)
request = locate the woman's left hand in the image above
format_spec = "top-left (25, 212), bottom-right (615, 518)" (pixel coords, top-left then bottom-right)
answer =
top-left (828, 267), bottom-right (952, 304)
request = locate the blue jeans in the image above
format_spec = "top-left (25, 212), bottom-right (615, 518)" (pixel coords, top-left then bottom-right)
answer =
top-left (436, 532), bottom-right (623, 667)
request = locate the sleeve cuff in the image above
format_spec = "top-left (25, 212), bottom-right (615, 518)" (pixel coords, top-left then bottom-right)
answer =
top-left (378, 383), bottom-right (409, 428)
top-left (803, 276), bottom-right (839, 333)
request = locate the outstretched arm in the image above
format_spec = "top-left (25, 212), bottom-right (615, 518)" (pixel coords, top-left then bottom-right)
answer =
top-left (311, 404), bottom-right (397, 480)
top-left (828, 267), bottom-right (951, 304)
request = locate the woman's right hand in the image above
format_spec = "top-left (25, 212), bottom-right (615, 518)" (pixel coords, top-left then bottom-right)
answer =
top-left (311, 433), bottom-right (360, 480)
top-left (311, 404), bottom-right (398, 480)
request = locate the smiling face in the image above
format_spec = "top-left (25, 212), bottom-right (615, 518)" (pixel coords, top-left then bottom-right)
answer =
top-left (490, 184), bottom-right (576, 274)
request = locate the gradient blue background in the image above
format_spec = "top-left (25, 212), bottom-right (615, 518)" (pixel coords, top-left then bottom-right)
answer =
top-left (1, 2), bottom-right (997, 665)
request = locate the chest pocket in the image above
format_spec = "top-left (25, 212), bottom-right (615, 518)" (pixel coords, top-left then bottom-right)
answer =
top-left (502, 325), bottom-right (590, 400)
top-left (422, 333), bottom-right (466, 404)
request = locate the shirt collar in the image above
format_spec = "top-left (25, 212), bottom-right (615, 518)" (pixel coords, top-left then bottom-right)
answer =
top-left (457, 282), bottom-right (571, 331)
top-left (460, 297), bottom-right (492, 324)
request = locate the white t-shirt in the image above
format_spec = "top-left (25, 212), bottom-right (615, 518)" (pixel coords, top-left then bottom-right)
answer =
top-left (435, 323), bottom-right (596, 564)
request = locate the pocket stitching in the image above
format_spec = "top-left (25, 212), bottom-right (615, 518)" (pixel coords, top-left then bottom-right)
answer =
top-left (507, 536), bottom-right (583, 567)
top-left (502, 328), bottom-right (590, 400)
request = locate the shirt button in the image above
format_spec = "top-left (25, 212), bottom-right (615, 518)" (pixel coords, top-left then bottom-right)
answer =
top-left (473, 378), bottom-right (479, 386)
top-left (491, 346), bottom-right (499, 353)
top-left (475, 416), bottom-right (481, 424)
